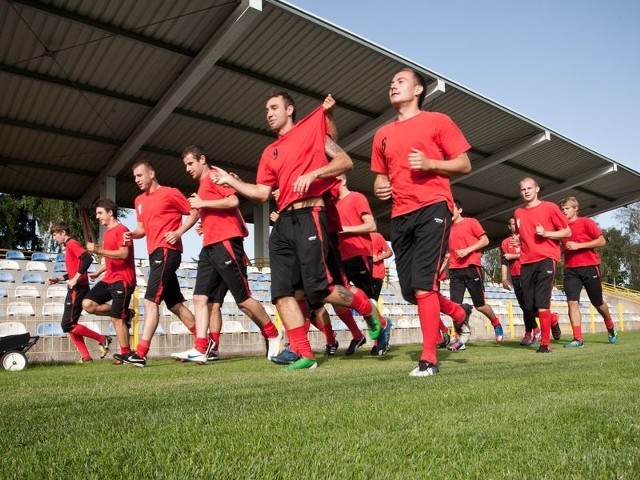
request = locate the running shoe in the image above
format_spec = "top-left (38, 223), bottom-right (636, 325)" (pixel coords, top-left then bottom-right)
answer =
top-left (409, 361), bottom-right (439, 377)
top-left (532, 328), bottom-right (541, 346)
top-left (454, 303), bottom-right (473, 335)
top-left (121, 352), bottom-right (146, 367)
top-left (325, 341), bottom-right (339, 356)
top-left (375, 319), bottom-right (392, 356)
top-left (171, 348), bottom-right (207, 364)
top-left (270, 347), bottom-right (300, 365)
top-left (494, 323), bottom-right (504, 343)
top-left (364, 300), bottom-right (382, 340)
top-left (536, 344), bottom-right (551, 354)
top-left (563, 339), bottom-right (584, 348)
top-left (75, 357), bottom-right (92, 364)
top-left (608, 328), bottom-right (618, 344)
top-left (267, 329), bottom-right (284, 361)
top-left (520, 332), bottom-right (533, 346)
top-left (437, 331), bottom-right (451, 349)
top-left (551, 314), bottom-right (561, 340)
top-left (346, 337), bottom-right (366, 356)
top-left (447, 340), bottom-right (466, 351)
top-left (283, 357), bottom-right (317, 371)
top-left (370, 345), bottom-right (378, 356)
top-left (99, 336), bottom-right (112, 358)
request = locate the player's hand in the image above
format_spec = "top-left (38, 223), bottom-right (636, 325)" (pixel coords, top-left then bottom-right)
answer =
top-left (292, 172), bottom-right (317, 195)
top-left (89, 272), bottom-right (100, 280)
top-left (47, 277), bottom-right (58, 285)
top-left (123, 231), bottom-right (132, 242)
top-left (565, 241), bottom-right (579, 251)
top-left (322, 94), bottom-right (336, 113)
top-left (270, 211), bottom-right (279, 223)
top-left (195, 220), bottom-right (203, 236)
top-left (210, 167), bottom-right (232, 185)
top-left (535, 223), bottom-right (545, 237)
top-left (165, 230), bottom-right (180, 245)
top-left (188, 193), bottom-right (203, 209)
top-left (67, 277), bottom-right (77, 289)
top-left (501, 279), bottom-right (512, 290)
top-left (455, 248), bottom-right (469, 259)
top-left (374, 179), bottom-right (392, 201)
top-left (408, 148), bottom-right (434, 171)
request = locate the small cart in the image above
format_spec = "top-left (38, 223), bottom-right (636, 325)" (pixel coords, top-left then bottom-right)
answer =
top-left (1, 333), bottom-right (39, 371)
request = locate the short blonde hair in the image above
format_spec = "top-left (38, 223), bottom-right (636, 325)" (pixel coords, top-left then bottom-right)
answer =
top-left (559, 196), bottom-right (579, 209)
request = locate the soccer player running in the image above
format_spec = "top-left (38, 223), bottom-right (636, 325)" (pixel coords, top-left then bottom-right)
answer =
top-left (371, 232), bottom-right (392, 301)
top-left (513, 177), bottom-right (570, 353)
top-left (333, 174), bottom-right (391, 356)
top-left (371, 68), bottom-right (472, 377)
top-left (172, 145), bottom-right (282, 364)
top-left (501, 217), bottom-right (540, 345)
top-left (48, 221), bottom-right (111, 363)
top-left (212, 91), bottom-right (385, 371)
top-left (559, 196), bottom-right (618, 347)
top-left (83, 199), bottom-right (136, 363)
top-left (447, 199), bottom-right (504, 351)
top-left (117, 161), bottom-right (198, 367)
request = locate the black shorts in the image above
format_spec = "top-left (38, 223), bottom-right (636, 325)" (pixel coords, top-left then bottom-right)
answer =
top-left (343, 255), bottom-right (375, 299)
top-left (391, 202), bottom-right (451, 304)
top-left (61, 284), bottom-right (89, 333)
top-left (269, 206), bottom-right (332, 306)
top-left (564, 265), bottom-right (604, 305)
top-left (449, 266), bottom-right (486, 307)
top-left (520, 258), bottom-right (556, 312)
top-left (85, 280), bottom-right (134, 319)
top-left (145, 248), bottom-right (185, 309)
top-left (194, 238), bottom-right (250, 304)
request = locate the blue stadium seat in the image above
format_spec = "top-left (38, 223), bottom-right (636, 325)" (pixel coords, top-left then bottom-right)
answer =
top-left (31, 252), bottom-right (51, 261)
top-left (0, 287), bottom-right (7, 297)
top-left (53, 262), bottom-right (67, 273)
top-left (21, 272), bottom-right (45, 284)
top-left (186, 270), bottom-right (198, 279)
top-left (178, 278), bottom-right (191, 289)
top-left (0, 271), bottom-right (16, 283)
top-left (36, 322), bottom-right (65, 336)
top-left (6, 250), bottom-right (25, 260)
top-left (55, 253), bottom-right (65, 262)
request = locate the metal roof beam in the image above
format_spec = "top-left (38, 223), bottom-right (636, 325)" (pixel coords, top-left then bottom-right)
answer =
top-left (452, 130), bottom-right (550, 184)
top-left (340, 79), bottom-right (446, 152)
top-left (79, 0), bottom-right (263, 205)
top-left (476, 164), bottom-right (618, 222)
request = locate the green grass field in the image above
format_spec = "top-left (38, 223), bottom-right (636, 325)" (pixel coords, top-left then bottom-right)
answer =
top-left (1, 331), bottom-right (639, 480)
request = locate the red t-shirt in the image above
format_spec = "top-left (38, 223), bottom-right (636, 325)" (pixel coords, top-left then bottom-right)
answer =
top-left (449, 217), bottom-right (485, 269)
top-left (335, 191), bottom-right (373, 260)
top-left (135, 186), bottom-right (191, 254)
top-left (500, 235), bottom-right (522, 277)
top-left (257, 107), bottom-right (340, 211)
top-left (102, 223), bottom-right (136, 287)
top-left (564, 217), bottom-right (602, 268)
top-left (371, 111), bottom-right (470, 218)
top-left (198, 175), bottom-right (247, 246)
top-left (64, 238), bottom-right (89, 286)
top-left (371, 232), bottom-right (389, 280)
top-left (514, 201), bottom-right (568, 264)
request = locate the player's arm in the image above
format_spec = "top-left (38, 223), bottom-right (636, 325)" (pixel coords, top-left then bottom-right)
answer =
top-left (535, 224), bottom-right (571, 240)
top-left (87, 242), bottom-right (130, 260)
top-left (128, 221), bottom-right (146, 240)
top-left (210, 168), bottom-right (272, 203)
top-left (408, 151), bottom-right (472, 176)
top-left (292, 137), bottom-right (353, 195)
top-left (500, 263), bottom-right (511, 290)
top-left (189, 193), bottom-right (239, 210)
top-left (565, 233), bottom-right (606, 251)
top-left (455, 233), bottom-right (489, 259)
top-left (374, 174), bottom-right (392, 201)
top-left (165, 208), bottom-right (199, 246)
top-left (323, 94), bottom-right (338, 142)
top-left (373, 243), bottom-right (393, 262)
top-left (341, 213), bottom-right (376, 234)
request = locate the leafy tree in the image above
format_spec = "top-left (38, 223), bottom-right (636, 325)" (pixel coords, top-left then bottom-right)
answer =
top-left (482, 247), bottom-right (502, 284)
top-left (599, 227), bottom-right (631, 287)
top-left (614, 202), bottom-right (640, 288)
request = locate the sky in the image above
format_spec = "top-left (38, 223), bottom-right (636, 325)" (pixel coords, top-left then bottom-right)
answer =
top-left (125, 0), bottom-right (640, 262)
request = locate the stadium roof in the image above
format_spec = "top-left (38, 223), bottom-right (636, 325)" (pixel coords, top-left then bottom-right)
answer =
top-left (1, 0), bottom-right (639, 246)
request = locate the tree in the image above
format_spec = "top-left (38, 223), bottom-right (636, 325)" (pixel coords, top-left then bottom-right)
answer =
top-left (599, 227), bottom-right (631, 287)
top-left (482, 247), bottom-right (502, 284)
top-left (614, 202), bottom-right (640, 288)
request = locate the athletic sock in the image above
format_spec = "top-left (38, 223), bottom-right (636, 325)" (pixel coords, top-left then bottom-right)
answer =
top-left (348, 287), bottom-right (373, 317)
top-left (69, 332), bottom-right (91, 360)
top-left (261, 320), bottom-right (279, 339)
top-left (490, 317), bottom-right (501, 328)
top-left (195, 337), bottom-right (208, 354)
top-left (572, 324), bottom-right (583, 342)
top-left (538, 310), bottom-right (552, 346)
top-left (188, 325), bottom-right (197, 335)
top-left (438, 292), bottom-right (465, 323)
top-left (209, 332), bottom-right (220, 346)
top-left (71, 323), bottom-right (102, 342)
top-left (287, 325), bottom-right (314, 359)
top-left (603, 316), bottom-right (615, 330)
top-left (335, 307), bottom-right (364, 340)
top-left (416, 291), bottom-right (440, 365)
top-left (120, 347), bottom-right (131, 355)
top-left (136, 339), bottom-right (151, 358)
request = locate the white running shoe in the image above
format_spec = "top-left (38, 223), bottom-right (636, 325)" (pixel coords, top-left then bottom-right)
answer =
top-left (171, 348), bottom-right (206, 364)
top-left (266, 329), bottom-right (284, 361)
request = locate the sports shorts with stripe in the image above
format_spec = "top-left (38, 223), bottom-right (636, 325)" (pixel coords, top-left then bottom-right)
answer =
top-left (85, 280), bottom-right (134, 319)
top-left (145, 247), bottom-right (185, 309)
top-left (563, 265), bottom-right (603, 305)
top-left (61, 284), bottom-right (89, 333)
top-left (390, 201), bottom-right (451, 304)
top-left (520, 258), bottom-right (556, 312)
top-left (449, 265), bottom-right (486, 307)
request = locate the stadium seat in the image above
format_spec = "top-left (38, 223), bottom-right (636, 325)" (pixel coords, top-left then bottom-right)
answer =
top-left (53, 262), bottom-right (67, 273)
top-left (5, 250), bottom-right (25, 260)
top-left (78, 321), bottom-right (102, 334)
top-left (221, 320), bottom-right (248, 333)
top-left (176, 269), bottom-right (186, 278)
top-left (135, 266), bottom-right (144, 276)
top-left (0, 259), bottom-right (21, 271)
top-left (182, 290), bottom-right (193, 301)
top-left (26, 261), bottom-right (48, 272)
top-left (55, 253), bottom-right (65, 262)
top-left (247, 322), bottom-right (261, 333)
top-left (0, 321), bottom-right (28, 336)
top-left (137, 277), bottom-right (147, 288)
top-left (7, 302), bottom-right (36, 316)
top-left (15, 285), bottom-right (40, 298)
top-left (31, 252), bottom-right (51, 261)
top-left (186, 270), bottom-right (198, 279)
top-left (42, 302), bottom-right (65, 316)
top-left (87, 264), bottom-right (97, 273)
top-left (36, 322), bottom-right (65, 336)
top-left (169, 321), bottom-right (190, 335)
top-left (178, 278), bottom-right (190, 289)
top-left (0, 271), bottom-right (15, 283)
top-left (331, 319), bottom-right (348, 331)
top-left (247, 266), bottom-right (260, 274)
top-left (21, 272), bottom-right (45, 284)
top-left (46, 285), bottom-right (67, 299)
top-left (0, 287), bottom-right (7, 297)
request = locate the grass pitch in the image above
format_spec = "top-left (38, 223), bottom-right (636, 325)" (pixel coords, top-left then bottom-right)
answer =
top-left (1, 331), bottom-right (639, 479)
